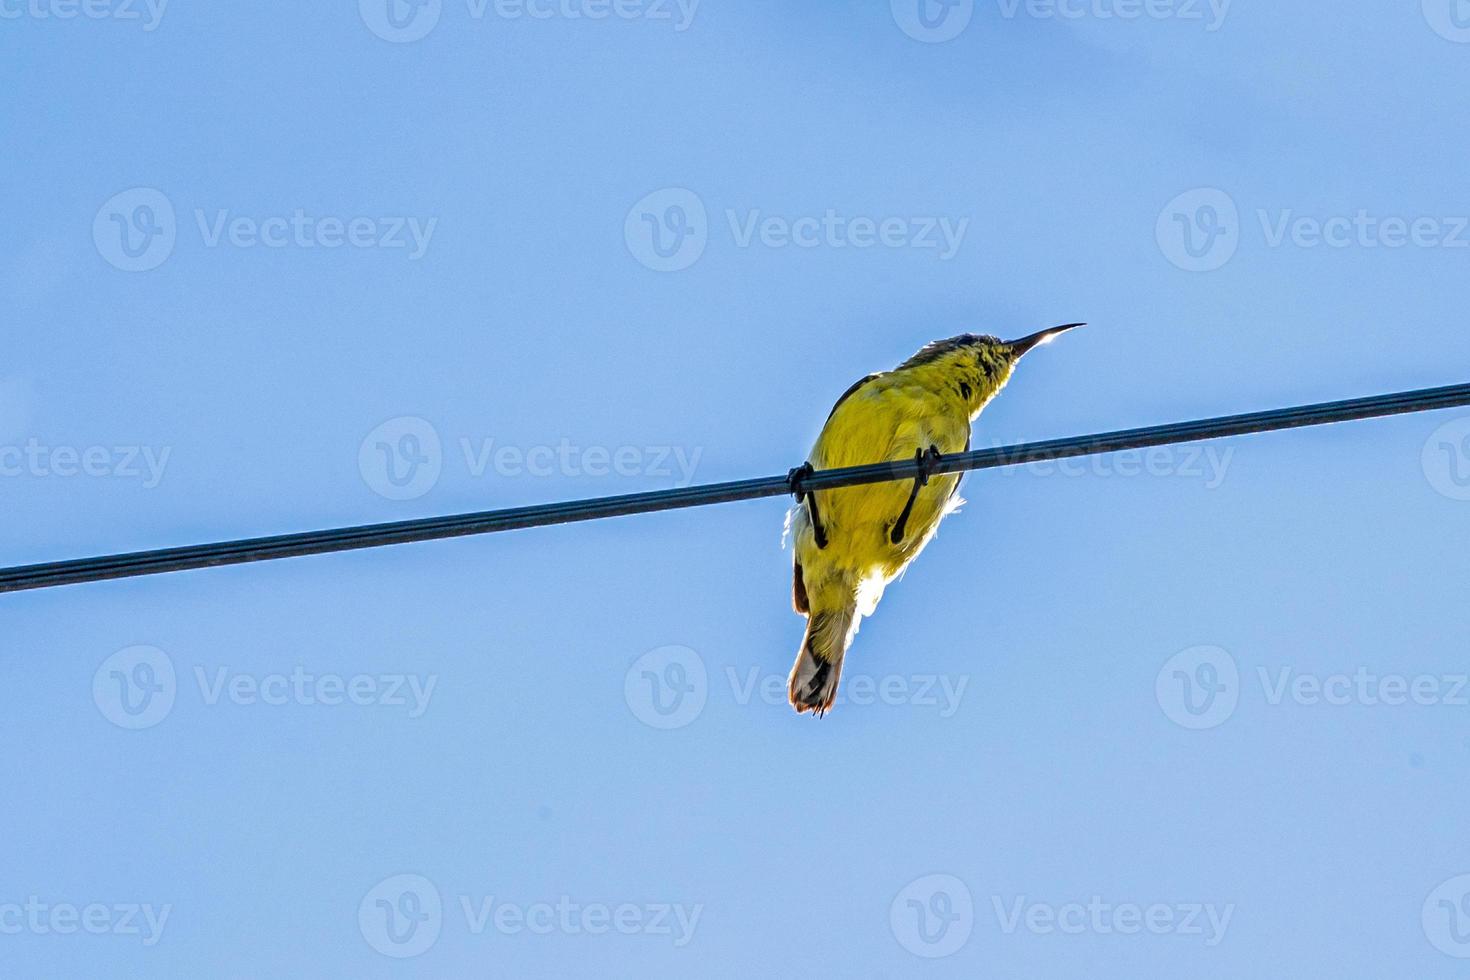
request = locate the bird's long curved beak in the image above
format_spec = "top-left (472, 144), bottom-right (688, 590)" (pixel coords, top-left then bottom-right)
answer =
top-left (1006, 322), bottom-right (1085, 359)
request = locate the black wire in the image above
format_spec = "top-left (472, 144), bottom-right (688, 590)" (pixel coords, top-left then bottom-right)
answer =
top-left (4, 382), bottom-right (1468, 595)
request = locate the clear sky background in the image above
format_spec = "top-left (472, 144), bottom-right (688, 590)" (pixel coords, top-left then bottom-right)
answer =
top-left (5, 1), bottom-right (1470, 976)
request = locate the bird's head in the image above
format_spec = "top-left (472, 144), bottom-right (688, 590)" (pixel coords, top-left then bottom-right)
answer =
top-left (898, 323), bottom-right (1084, 418)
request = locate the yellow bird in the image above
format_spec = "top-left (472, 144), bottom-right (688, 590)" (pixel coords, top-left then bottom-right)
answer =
top-left (786, 323), bottom-right (1083, 715)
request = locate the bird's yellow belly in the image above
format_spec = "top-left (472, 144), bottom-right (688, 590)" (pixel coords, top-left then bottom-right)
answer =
top-left (801, 383), bottom-right (969, 581)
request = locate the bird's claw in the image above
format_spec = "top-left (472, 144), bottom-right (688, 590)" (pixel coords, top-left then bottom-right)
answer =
top-left (916, 445), bottom-right (942, 485)
top-left (890, 445), bottom-right (942, 545)
top-left (788, 461), bottom-right (829, 549)
top-left (786, 461), bottom-right (813, 496)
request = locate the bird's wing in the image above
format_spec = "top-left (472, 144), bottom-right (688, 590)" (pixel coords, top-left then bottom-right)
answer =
top-left (792, 559), bottom-right (809, 614)
top-left (826, 372), bottom-right (883, 421)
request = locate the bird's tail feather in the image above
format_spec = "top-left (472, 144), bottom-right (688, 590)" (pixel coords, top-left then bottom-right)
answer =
top-left (788, 601), bottom-right (858, 717)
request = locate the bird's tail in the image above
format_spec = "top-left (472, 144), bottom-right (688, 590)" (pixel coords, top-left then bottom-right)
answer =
top-left (788, 600), bottom-right (859, 717)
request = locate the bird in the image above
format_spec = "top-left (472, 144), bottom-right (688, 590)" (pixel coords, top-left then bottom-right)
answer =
top-left (785, 323), bottom-right (1083, 716)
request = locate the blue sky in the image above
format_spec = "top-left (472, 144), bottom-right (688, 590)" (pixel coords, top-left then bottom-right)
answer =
top-left (5, 1), bottom-right (1470, 976)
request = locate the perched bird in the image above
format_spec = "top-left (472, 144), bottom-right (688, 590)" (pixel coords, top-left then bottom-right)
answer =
top-left (786, 323), bottom-right (1083, 715)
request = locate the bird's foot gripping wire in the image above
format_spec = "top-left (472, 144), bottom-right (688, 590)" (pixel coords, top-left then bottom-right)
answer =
top-left (788, 462), bottom-right (829, 549)
top-left (890, 445), bottom-right (942, 545)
